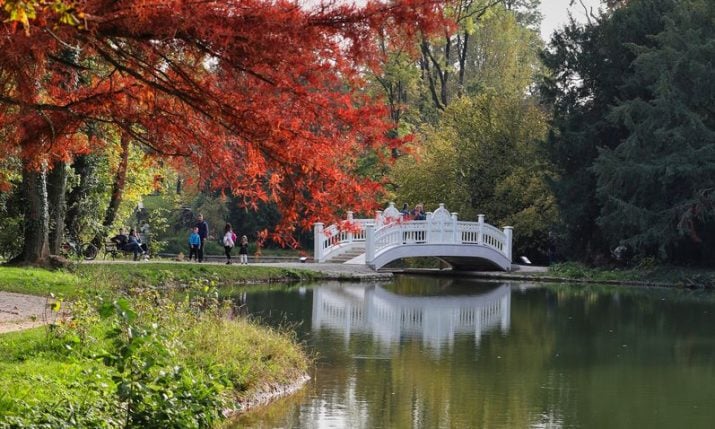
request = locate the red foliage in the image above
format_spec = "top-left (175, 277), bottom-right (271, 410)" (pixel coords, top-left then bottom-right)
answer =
top-left (0, 0), bottom-right (449, 242)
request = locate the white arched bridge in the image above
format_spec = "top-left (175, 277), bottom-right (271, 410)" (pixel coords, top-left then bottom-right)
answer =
top-left (314, 203), bottom-right (513, 271)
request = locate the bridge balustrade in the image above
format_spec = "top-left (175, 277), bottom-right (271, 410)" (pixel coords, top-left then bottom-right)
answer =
top-left (314, 203), bottom-right (513, 270)
top-left (314, 212), bottom-right (375, 263)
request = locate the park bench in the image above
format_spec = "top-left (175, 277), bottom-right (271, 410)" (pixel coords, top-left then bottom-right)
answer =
top-left (103, 240), bottom-right (134, 260)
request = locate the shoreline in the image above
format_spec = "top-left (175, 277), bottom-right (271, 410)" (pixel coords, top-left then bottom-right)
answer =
top-left (2, 261), bottom-right (713, 426)
top-left (226, 374), bottom-right (311, 418)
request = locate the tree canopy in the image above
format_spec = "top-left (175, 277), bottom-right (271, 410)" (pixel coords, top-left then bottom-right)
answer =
top-left (0, 0), bottom-right (448, 255)
top-left (542, 0), bottom-right (715, 263)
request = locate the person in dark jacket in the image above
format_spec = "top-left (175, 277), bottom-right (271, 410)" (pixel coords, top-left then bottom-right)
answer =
top-left (195, 214), bottom-right (209, 262)
top-left (110, 229), bottom-right (129, 249)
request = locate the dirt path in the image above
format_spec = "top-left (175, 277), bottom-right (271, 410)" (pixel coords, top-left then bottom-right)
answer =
top-left (0, 291), bottom-right (51, 334)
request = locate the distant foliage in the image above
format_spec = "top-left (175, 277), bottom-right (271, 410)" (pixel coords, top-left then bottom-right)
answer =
top-left (392, 92), bottom-right (558, 259)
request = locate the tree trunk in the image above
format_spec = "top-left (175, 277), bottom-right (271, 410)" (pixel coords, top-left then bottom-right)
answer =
top-left (457, 30), bottom-right (469, 97)
top-left (47, 161), bottom-right (67, 254)
top-left (16, 165), bottom-right (50, 265)
top-left (65, 155), bottom-right (95, 241)
top-left (95, 131), bottom-right (130, 246)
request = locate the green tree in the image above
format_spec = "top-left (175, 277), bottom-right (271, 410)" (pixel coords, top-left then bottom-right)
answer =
top-left (392, 92), bottom-right (557, 258)
top-left (461, 7), bottom-right (543, 96)
top-left (392, 5), bottom-right (554, 259)
top-left (592, 0), bottom-right (715, 262)
top-left (540, 0), bottom-right (677, 261)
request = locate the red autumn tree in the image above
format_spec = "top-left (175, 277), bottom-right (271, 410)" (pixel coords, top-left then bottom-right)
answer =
top-left (0, 0), bottom-right (448, 264)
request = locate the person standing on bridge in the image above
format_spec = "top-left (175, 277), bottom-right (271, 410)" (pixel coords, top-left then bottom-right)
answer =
top-left (400, 203), bottom-right (410, 218)
top-left (411, 203), bottom-right (426, 221)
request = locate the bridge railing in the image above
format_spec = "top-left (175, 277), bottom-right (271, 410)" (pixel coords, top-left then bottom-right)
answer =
top-left (314, 203), bottom-right (513, 265)
top-left (314, 212), bottom-right (375, 263)
top-left (365, 204), bottom-right (512, 264)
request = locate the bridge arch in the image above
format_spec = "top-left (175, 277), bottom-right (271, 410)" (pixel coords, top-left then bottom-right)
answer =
top-left (369, 243), bottom-right (512, 271)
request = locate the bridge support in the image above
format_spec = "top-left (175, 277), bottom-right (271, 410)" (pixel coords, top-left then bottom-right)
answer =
top-left (503, 226), bottom-right (513, 262)
top-left (365, 224), bottom-right (375, 263)
top-left (313, 222), bottom-right (324, 263)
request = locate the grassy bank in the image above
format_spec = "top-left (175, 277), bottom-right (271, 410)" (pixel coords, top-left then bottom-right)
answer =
top-left (0, 264), bottom-right (312, 427)
top-left (543, 262), bottom-right (715, 288)
top-left (0, 262), bottom-right (317, 298)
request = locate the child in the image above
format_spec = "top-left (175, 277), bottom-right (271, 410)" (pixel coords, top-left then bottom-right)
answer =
top-left (239, 235), bottom-right (249, 265)
top-left (188, 227), bottom-right (201, 261)
top-left (223, 223), bottom-right (237, 265)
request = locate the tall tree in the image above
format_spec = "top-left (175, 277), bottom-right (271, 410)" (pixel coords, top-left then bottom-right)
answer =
top-left (0, 0), bottom-right (449, 264)
top-left (419, 0), bottom-right (502, 112)
top-left (391, 92), bottom-right (556, 259)
top-left (540, 0), bottom-right (676, 261)
top-left (591, 0), bottom-right (715, 262)
top-left (96, 129), bottom-right (131, 246)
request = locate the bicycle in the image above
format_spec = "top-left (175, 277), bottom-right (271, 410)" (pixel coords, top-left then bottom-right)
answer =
top-left (60, 239), bottom-right (99, 261)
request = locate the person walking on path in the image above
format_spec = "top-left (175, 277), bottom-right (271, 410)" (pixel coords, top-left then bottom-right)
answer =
top-left (238, 235), bottom-right (249, 265)
top-left (195, 214), bottom-right (209, 262)
top-left (188, 227), bottom-right (201, 261)
top-left (223, 223), bottom-right (237, 265)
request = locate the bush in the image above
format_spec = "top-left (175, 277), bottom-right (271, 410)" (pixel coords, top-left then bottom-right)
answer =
top-left (0, 283), bottom-right (309, 428)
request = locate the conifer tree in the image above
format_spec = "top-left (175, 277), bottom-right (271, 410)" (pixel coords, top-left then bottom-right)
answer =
top-left (593, 0), bottom-right (715, 262)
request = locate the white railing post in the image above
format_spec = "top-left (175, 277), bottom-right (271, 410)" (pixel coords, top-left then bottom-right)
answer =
top-left (366, 224), bottom-right (375, 265)
top-left (451, 212), bottom-right (459, 243)
top-left (375, 210), bottom-right (383, 227)
top-left (314, 222), bottom-right (324, 262)
top-left (346, 211), bottom-right (354, 244)
top-left (478, 214), bottom-right (485, 245)
top-left (503, 226), bottom-right (513, 263)
top-left (425, 212), bottom-right (432, 242)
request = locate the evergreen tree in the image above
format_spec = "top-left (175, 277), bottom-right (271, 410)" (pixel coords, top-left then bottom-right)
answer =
top-left (592, 0), bottom-right (715, 262)
top-left (540, 0), bottom-right (677, 261)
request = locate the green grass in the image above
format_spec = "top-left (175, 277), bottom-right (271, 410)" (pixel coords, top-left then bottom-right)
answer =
top-left (0, 262), bottom-right (315, 425)
top-left (546, 262), bottom-right (715, 288)
top-left (0, 263), bottom-right (317, 299)
top-left (185, 318), bottom-right (309, 397)
top-left (0, 291), bottom-right (311, 426)
top-left (0, 267), bottom-right (83, 297)
top-left (0, 328), bottom-right (113, 416)
top-left (77, 262), bottom-right (315, 289)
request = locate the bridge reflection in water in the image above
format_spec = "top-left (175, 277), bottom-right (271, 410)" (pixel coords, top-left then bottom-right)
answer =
top-left (312, 283), bottom-right (511, 352)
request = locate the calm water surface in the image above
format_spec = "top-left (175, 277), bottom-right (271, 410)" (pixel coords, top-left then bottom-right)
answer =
top-left (230, 276), bottom-right (715, 428)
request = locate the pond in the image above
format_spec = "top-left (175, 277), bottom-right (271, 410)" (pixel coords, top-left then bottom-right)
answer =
top-left (229, 275), bottom-right (715, 428)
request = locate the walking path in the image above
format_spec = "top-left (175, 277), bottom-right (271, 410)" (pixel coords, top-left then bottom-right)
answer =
top-left (0, 291), bottom-right (50, 334)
